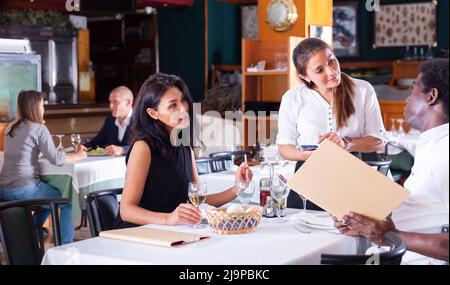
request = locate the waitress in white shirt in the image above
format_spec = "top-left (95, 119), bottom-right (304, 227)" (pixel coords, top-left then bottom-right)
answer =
top-left (276, 38), bottom-right (385, 210)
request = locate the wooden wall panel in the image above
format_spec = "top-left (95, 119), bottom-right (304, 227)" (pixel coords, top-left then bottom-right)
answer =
top-left (261, 76), bottom-right (287, 102)
top-left (288, 36), bottom-right (303, 89)
top-left (77, 29), bottom-right (96, 103)
top-left (0, 122), bottom-right (8, 151)
top-left (305, 0), bottom-right (333, 27)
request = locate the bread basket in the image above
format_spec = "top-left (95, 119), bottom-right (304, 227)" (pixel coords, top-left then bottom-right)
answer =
top-left (205, 205), bottom-right (263, 235)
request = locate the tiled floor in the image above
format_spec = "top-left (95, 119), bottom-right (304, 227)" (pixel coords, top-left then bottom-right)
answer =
top-left (0, 219), bottom-right (91, 265)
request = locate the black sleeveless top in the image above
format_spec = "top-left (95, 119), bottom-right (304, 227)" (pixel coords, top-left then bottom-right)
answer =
top-left (113, 143), bottom-right (193, 229)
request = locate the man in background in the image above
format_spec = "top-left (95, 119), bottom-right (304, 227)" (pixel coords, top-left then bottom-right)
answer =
top-left (81, 86), bottom-right (133, 156)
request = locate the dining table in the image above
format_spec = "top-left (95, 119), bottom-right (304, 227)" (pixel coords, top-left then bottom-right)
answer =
top-left (0, 153), bottom-right (126, 222)
top-left (41, 208), bottom-right (368, 265)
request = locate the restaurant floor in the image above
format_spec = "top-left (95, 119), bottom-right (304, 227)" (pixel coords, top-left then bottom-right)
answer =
top-left (0, 218), bottom-right (90, 265)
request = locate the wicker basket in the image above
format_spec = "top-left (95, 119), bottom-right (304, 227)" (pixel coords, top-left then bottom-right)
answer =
top-left (205, 205), bottom-right (263, 235)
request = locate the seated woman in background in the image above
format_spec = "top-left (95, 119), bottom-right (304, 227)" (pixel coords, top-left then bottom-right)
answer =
top-left (114, 73), bottom-right (252, 228)
top-left (277, 38), bottom-right (386, 210)
top-left (0, 90), bottom-right (87, 244)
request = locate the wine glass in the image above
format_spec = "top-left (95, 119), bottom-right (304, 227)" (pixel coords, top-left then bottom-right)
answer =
top-left (389, 118), bottom-right (397, 135)
top-left (298, 193), bottom-right (308, 217)
top-left (55, 135), bottom-right (65, 154)
top-left (70, 133), bottom-right (81, 151)
top-left (270, 177), bottom-right (290, 223)
top-left (396, 119), bottom-right (406, 136)
top-left (188, 182), bottom-right (207, 228)
top-left (260, 144), bottom-right (279, 179)
top-left (235, 179), bottom-right (255, 204)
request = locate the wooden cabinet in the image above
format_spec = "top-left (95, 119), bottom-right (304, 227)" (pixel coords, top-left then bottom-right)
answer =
top-left (390, 60), bottom-right (423, 90)
top-left (89, 13), bottom-right (158, 100)
top-left (241, 37), bottom-right (303, 148)
top-left (340, 61), bottom-right (393, 86)
top-left (77, 29), bottom-right (96, 103)
top-left (123, 14), bottom-right (158, 95)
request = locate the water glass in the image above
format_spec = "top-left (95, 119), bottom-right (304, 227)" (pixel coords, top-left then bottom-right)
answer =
top-left (55, 135), bottom-right (65, 154)
top-left (235, 179), bottom-right (255, 204)
top-left (270, 178), bottom-right (290, 223)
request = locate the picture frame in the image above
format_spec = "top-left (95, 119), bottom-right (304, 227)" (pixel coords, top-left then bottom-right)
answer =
top-left (333, 1), bottom-right (359, 57)
top-left (241, 5), bottom-right (258, 40)
top-left (309, 25), bottom-right (333, 47)
top-left (374, 2), bottom-right (437, 47)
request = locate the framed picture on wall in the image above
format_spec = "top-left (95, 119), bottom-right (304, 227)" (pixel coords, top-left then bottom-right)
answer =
top-left (333, 1), bottom-right (359, 57)
top-left (374, 2), bottom-right (437, 47)
top-left (310, 25), bottom-right (333, 47)
top-left (241, 5), bottom-right (258, 40)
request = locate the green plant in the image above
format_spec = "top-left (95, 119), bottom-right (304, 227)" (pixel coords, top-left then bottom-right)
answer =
top-left (0, 9), bottom-right (73, 29)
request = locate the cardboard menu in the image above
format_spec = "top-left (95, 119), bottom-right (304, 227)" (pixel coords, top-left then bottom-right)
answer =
top-left (99, 227), bottom-right (209, 247)
top-left (286, 140), bottom-right (410, 220)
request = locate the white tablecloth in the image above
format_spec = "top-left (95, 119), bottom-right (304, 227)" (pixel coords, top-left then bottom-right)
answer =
top-left (0, 155), bottom-right (126, 194)
top-left (41, 209), bottom-right (364, 265)
top-left (200, 163), bottom-right (296, 204)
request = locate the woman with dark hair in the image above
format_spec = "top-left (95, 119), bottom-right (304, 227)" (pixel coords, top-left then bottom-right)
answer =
top-left (276, 38), bottom-right (385, 210)
top-left (0, 90), bottom-right (87, 244)
top-left (114, 73), bottom-right (252, 228)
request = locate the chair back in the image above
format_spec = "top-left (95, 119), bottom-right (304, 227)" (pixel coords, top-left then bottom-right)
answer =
top-left (209, 150), bottom-right (253, 169)
top-left (85, 189), bottom-right (122, 237)
top-left (321, 231), bottom-right (406, 265)
top-left (383, 142), bottom-right (415, 183)
top-left (0, 198), bottom-right (68, 265)
top-left (360, 152), bottom-right (392, 176)
top-left (385, 141), bottom-right (414, 169)
top-left (195, 157), bottom-right (229, 175)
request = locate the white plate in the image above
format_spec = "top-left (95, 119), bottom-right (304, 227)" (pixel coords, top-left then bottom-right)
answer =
top-left (290, 212), bottom-right (334, 227)
top-left (87, 152), bottom-right (108, 156)
top-left (299, 220), bottom-right (336, 230)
